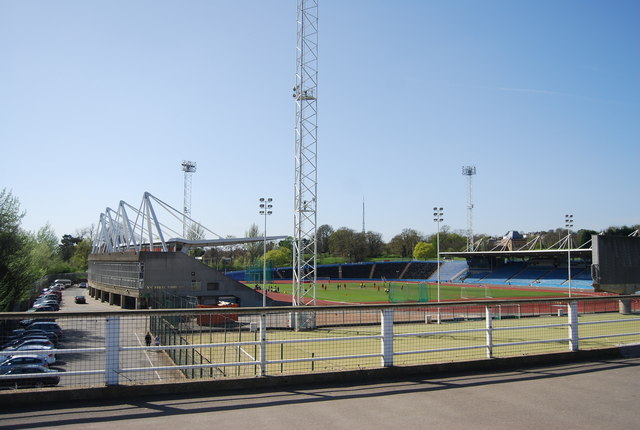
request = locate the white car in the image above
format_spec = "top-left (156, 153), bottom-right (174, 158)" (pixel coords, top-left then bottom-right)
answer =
top-left (0, 345), bottom-right (56, 365)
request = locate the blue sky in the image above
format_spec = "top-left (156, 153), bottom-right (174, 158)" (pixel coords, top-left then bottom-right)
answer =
top-left (1, 0), bottom-right (638, 242)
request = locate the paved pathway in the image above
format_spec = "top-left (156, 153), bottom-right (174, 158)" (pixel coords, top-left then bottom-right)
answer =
top-left (1, 357), bottom-right (638, 429)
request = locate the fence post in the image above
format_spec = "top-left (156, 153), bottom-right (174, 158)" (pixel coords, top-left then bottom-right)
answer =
top-left (568, 301), bottom-right (579, 352)
top-left (485, 305), bottom-right (493, 358)
top-left (105, 316), bottom-right (120, 386)
top-left (381, 309), bottom-right (394, 367)
top-left (259, 313), bottom-right (267, 377)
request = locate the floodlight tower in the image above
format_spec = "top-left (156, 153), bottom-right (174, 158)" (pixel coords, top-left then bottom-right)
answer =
top-left (292, 0), bottom-right (318, 308)
top-left (181, 160), bottom-right (197, 238)
top-left (462, 165), bottom-right (476, 251)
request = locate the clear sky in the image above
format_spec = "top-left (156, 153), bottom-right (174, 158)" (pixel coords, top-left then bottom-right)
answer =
top-left (1, 0), bottom-right (638, 243)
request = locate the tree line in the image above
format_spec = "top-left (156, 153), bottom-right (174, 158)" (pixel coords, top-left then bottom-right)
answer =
top-left (0, 189), bottom-right (92, 311)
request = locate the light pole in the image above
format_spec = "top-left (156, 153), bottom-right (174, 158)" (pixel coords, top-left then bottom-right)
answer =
top-left (259, 198), bottom-right (273, 307)
top-left (565, 214), bottom-right (573, 298)
top-left (433, 207), bottom-right (443, 324)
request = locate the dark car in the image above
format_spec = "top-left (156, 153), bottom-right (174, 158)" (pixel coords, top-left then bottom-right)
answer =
top-left (21, 322), bottom-right (62, 339)
top-left (0, 355), bottom-right (49, 369)
top-left (0, 365), bottom-right (60, 388)
top-left (18, 318), bottom-right (56, 328)
top-left (27, 305), bottom-right (57, 313)
top-left (9, 329), bottom-right (59, 345)
top-left (74, 296), bottom-right (86, 304)
top-left (78, 282), bottom-right (87, 288)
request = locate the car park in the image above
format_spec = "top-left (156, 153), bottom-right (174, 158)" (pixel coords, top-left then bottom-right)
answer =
top-left (0, 365), bottom-right (60, 388)
top-left (0, 355), bottom-right (49, 369)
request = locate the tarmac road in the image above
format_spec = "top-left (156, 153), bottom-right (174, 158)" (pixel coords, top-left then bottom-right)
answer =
top-left (53, 286), bottom-right (183, 387)
top-left (1, 357), bottom-right (638, 430)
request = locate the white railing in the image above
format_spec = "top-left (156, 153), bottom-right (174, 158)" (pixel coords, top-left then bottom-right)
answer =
top-left (1, 296), bottom-right (639, 388)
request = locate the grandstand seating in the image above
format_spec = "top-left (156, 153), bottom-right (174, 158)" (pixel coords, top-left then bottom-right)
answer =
top-left (509, 266), bottom-right (551, 286)
top-left (317, 264), bottom-right (340, 279)
top-left (480, 263), bottom-right (526, 284)
top-left (427, 260), bottom-right (468, 282)
top-left (341, 263), bottom-right (373, 279)
top-left (402, 261), bottom-right (438, 280)
top-left (231, 259), bottom-right (592, 289)
top-left (372, 262), bottom-right (407, 279)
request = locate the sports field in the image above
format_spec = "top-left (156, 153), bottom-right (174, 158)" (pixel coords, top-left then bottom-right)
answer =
top-left (185, 311), bottom-right (640, 378)
top-left (254, 280), bottom-right (575, 304)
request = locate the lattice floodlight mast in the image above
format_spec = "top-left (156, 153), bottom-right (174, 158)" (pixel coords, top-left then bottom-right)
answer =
top-left (181, 160), bottom-right (197, 238)
top-left (292, 0), bottom-right (318, 307)
top-left (462, 165), bottom-right (476, 251)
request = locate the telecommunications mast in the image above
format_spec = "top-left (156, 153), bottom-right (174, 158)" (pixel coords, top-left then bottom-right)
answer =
top-left (181, 160), bottom-right (197, 238)
top-left (462, 165), bottom-right (476, 251)
top-left (292, 0), bottom-right (318, 309)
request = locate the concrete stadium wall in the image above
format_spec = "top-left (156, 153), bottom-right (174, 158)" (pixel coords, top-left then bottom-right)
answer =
top-left (88, 252), bottom-right (267, 308)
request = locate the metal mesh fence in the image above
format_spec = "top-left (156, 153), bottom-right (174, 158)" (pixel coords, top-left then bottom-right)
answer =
top-left (1, 296), bottom-right (639, 390)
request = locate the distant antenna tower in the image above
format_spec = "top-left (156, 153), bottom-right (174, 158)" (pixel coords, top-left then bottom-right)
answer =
top-left (462, 165), bottom-right (476, 251)
top-left (362, 196), bottom-right (365, 233)
top-left (292, 0), bottom-right (318, 309)
top-left (181, 160), bottom-right (197, 238)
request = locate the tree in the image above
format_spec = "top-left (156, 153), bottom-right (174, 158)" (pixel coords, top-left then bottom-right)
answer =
top-left (244, 223), bottom-right (263, 265)
top-left (29, 224), bottom-right (62, 276)
top-left (316, 224), bottom-right (334, 254)
top-left (328, 228), bottom-right (354, 258)
top-left (365, 231), bottom-right (385, 258)
top-left (604, 225), bottom-right (638, 236)
top-left (70, 238), bottom-right (93, 271)
top-left (264, 246), bottom-right (291, 267)
top-left (577, 229), bottom-right (598, 248)
top-left (413, 241), bottom-right (434, 260)
top-left (0, 189), bottom-right (38, 311)
top-left (388, 228), bottom-right (423, 258)
top-left (59, 234), bottom-right (82, 261)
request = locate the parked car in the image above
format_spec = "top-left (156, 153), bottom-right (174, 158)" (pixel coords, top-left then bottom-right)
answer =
top-left (2, 336), bottom-right (52, 350)
top-left (53, 279), bottom-right (72, 289)
top-left (32, 301), bottom-right (60, 311)
top-left (18, 318), bottom-right (55, 328)
top-left (2, 339), bottom-right (55, 351)
top-left (0, 365), bottom-right (60, 388)
top-left (0, 355), bottom-right (49, 369)
top-left (5, 333), bottom-right (58, 347)
top-left (8, 329), bottom-right (59, 345)
top-left (74, 296), bottom-right (86, 304)
top-left (24, 322), bottom-right (62, 339)
top-left (27, 305), bottom-right (57, 313)
top-left (0, 345), bottom-right (56, 364)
